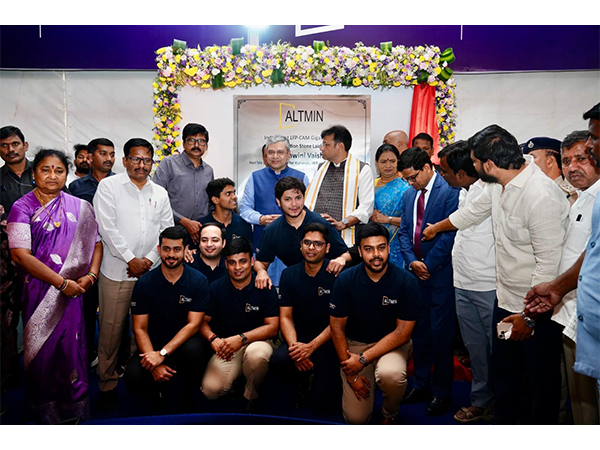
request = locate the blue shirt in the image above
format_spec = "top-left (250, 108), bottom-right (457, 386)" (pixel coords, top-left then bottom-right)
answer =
top-left (207, 274), bottom-right (279, 338)
top-left (131, 264), bottom-right (209, 348)
top-left (256, 207), bottom-right (348, 267)
top-left (330, 263), bottom-right (419, 343)
top-left (69, 171), bottom-right (116, 205)
top-left (574, 194), bottom-right (600, 380)
top-left (279, 259), bottom-right (335, 342)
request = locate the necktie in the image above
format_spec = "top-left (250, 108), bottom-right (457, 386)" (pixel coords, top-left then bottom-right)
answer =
top-left (414, 188), bottom-right (427, 259)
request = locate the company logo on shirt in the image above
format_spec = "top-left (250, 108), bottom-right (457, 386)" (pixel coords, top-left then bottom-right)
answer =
top-left (318, 287), bottom-right (331, 296)
top-left (382, 296), bottom-right (397, 305)
top-left (329, 303), bottom-right (336, 310)
top-left (130, 301), bottom-right (136, 307)
top-left (179, 295), bottom-right (192, 304)
top-left (245, 303), bottom-right (260, 312)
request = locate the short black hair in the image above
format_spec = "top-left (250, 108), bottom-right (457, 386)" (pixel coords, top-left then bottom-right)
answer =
top-left (468, 125), bottom-right (524, 170)
top-left (201, 222), bottom-right (227, 240)
top-left (182, 123), bottom-right (209, 142)
top-left (375, 143), bottom-right (400, 162)
top-left (223, 236), bottom-right (253, 258)
top-left (87, 138), bottom-right (115, 153)
top-left (275, 176), bottom-right (306, 200)
top-left (321, 125), bottom-right (352, 153)
top-left (412, 132), bottom-right (434, 146)
top-left (583, 103), bottom-right (600, 121)
top-left (73, 144), bottom-right (88, 158)
top-left (301, 222), bottom-right (329, 244)
top-left (398, 147), bottom-right (432, 172)
top-left (356, 222), bottom-right (389, 246)
top-left (0, 125), bottom-right (25, 143)
top-left (438, 140), bottom-right (478, 178)
top-left (32, 149), bottom-right (70, 173)
top-left (159, 225), bottom-right (188, 245)
top-left (206, 177), bottom-right (235, 206)
top-left (124, 138), bottom-right (154, 158)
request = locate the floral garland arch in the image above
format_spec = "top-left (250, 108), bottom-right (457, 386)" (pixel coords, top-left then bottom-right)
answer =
top-left (152, 39), bottom-right (457, 161)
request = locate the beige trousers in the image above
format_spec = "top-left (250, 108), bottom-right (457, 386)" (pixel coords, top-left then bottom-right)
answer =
top-left (201, 340), bottom-right (274, 401)
top-left (563, 336), bottom-right (600, 425)
top-left (97, 272), bottom-right (136, 392)
top-left (341, 339), bottom-right (412, 424)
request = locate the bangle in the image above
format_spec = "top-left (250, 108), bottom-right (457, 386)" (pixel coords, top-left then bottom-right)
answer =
top-left (209, 334), bottom-right (219, 343)
top-left (86, 274), bottom-right (96, 285)
top-left (87, 271), bottom-right (98, 281)
top-left (59, 278), bottom-right (68, 291)
top-left (348, 374), bottom-right (359, 385)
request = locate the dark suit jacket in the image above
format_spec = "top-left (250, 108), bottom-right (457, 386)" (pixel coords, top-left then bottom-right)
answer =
top-left (399, 172), bottom-right (460, 287)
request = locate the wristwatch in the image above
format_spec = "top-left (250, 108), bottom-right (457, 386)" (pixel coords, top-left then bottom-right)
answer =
top-left (520, 311), bottom-right (536, 328)
top-left (359, 352), bottom-right (368, 366)
top-left (239, 333), bottom-right (248, 345)
top-left (388, 216), bottom-right (393, 224)
top-left (159, 348), bottom-right (168, 357)
top-left (342, 218), bottom-right (350, 229)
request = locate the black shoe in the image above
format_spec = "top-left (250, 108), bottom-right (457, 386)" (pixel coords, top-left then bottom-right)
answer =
top-left (402, 388), bottom-right (432, 405)
top-left (426, 396), bottom-right (452, 416)
top-left (245, 397), bottom-right (261, 415)
top-left (98, 389), bottom-right (118, 411)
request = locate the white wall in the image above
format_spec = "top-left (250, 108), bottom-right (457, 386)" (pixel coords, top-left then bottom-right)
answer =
top-left (2, 69), bottom-right (599, 176)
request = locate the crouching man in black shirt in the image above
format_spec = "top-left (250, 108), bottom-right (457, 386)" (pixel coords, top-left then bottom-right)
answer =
top-left (330, 222), bottom-right (419, 424)
top-left (124, 226), bottom-right (209, 411)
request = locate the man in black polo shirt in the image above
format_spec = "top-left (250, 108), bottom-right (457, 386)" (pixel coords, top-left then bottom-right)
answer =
top-left (200, 237), bottom-right (279, 413)
top-left (124, 226), bottom-right (208, 410)
top-left (189, 222), bottom-right (228, 284)
top-left (254, 176), bottom-right (351, 289)
top-left (272, 222), bottom-right (341, 413)
top-left (199, 177), bottom-right (253, 245)
top-left (69, 138), bottom-right (116, 204)
top-left (330, 222), bottom-right (419, 425)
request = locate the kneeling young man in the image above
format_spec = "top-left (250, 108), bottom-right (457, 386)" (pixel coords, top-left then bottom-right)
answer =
top-left (200, 237), bottom-right (279, 413)
top-left (330, 223), bottom-right (419, 424)
top-left (125, 226), bottom-right (208, 410)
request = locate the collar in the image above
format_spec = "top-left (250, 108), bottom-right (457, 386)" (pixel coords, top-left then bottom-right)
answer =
top-left (120, 172), bottom-right (150, 188)
top-left (506, 154), bottom-right (537, 189)
top-left (267, 166), bottom-right (289, 176)
top-left (578, 177), bottom-right (600, 199)
top-left (331, 156), bottom-right (348, 168)
top-left (84, 170), bottom-right (115, 183)
top-left (421, 170), bottom-right (437, 192)
top-left (181, 151), bottom-right (204, 168)
top-left (358, 262), bottom-right (391, 284)
top-left (1, 158), bottom-right (33, 175)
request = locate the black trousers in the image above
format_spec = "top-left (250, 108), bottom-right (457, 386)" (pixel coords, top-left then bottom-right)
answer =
top-left (491, 304), bottom-right (563, 424)
top-left (124, 334), bottom-right (205, 400)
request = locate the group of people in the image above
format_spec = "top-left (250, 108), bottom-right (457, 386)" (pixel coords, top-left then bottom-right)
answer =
top-left (1, 101), bottom-right (599, 425)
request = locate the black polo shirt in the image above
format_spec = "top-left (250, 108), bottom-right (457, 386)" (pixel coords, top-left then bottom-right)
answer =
top-left (69, 171), bottom-right (115, 204)
top-left (131, 264), bottom-right (209, 349)
top-left (199, 212), bottom-right (253, 246)
top-left (330, 263), bottom-right (419, 343)
top-left (207, 274), bottom-right (279, 338)
top-left (256, 207), bottom-right (348, 267)
top-left (279, 259), bottom-right (336, 342)
top-left (188, 254), bottom-right (227, 285)
top-left (0, 160), bottom-right (35, 220)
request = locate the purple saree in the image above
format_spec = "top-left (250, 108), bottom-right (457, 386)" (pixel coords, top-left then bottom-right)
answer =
top-left (7, 191), bottom-right (98, 424)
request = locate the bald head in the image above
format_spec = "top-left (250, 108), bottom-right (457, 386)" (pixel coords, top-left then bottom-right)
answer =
top-left (383, 130), bottom-right (409, 153)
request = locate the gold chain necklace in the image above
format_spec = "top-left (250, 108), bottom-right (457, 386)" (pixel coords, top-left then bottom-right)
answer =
top-left (33, 189), bottom-right (63, 228)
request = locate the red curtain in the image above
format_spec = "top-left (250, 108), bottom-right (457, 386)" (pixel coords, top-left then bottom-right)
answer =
top-left (409, 83), bottom-right (440, 164)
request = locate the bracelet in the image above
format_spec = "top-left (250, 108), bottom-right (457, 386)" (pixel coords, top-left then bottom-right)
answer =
top-left (59, 278), bottom-right (68, 291)
top-left (87, 271), bottom-right (98, 281)
top-left (348, 374), bottom-right (359, 385)
top-left (209, 334), bottom-right (219, 343)
top-left (86, 274), bottom-right (96, 285)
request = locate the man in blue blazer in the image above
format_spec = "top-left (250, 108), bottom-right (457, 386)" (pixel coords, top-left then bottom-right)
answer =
top-left (397, 147), bottom-right (460, 416)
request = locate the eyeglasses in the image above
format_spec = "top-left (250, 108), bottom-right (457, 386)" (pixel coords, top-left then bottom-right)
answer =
top-left (404, 170), bottom-right (422, 184)
top-left (186, 138), bottom-right (207, 146)
top-left (301, 239), bottom-right (326, 249)
top-left (267, 149), bottom-right (287, 156)
top-left (127, 156), bottom-right (154, 165)
top-left (561, 155), bottom-right (592, 167)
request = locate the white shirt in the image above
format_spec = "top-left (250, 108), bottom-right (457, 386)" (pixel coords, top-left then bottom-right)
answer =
top-left (412, 171), bottom-right (437, 237)
top-left (552, 178), bottom-right (600, 339)
top-left (449, 155), bottom-right (569, 313)
top-left (339, 158), bottom-right (374, 224)
top-left (93, 172), bottom-right (174, 282)
top-left (452, 180), bottom-right (496, 291)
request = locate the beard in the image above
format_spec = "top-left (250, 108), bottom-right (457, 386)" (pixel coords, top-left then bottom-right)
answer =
top-left (364, 257), bottom-right (388, 273)
top-left (162, 256), bottom-right (183, 269)
top-left (476, 166), bottom-right (498, 184)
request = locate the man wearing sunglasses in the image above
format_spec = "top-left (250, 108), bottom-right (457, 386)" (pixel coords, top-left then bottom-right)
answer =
top-left (154, 123), bottom-right (214, 246)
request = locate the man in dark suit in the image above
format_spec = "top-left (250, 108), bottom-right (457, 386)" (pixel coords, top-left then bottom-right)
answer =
top-left (397, 147), bottom-right (460, 416)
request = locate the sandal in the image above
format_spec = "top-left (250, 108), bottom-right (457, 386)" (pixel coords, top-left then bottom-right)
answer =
top-left (453, 405), bottom-right (494, 424)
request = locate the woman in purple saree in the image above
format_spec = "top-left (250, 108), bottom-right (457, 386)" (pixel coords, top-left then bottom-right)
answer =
top-left (7, 149), bottom-right (102, 424)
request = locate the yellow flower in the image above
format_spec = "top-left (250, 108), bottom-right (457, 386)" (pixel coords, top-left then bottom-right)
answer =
top-left (261, 69), bottom-right (272, 77)
top-left (201, 73), bottom-right (210, 80)
top-left (153, 82), bottom-right (158, 89)
top-left (184, 66), bottom-right (198, 77)
top-left (406, 75), bottom-right (412, 81)
top-left (352, 78), bottom-right (361, 86)
top-left (161, 116), bottom-right (167, 122)
top-left (173, 104), bottom-right (181, 110)
top-left (393, 81), bottom-right (401, 87)
top-left (156, 47), bottom-right (167, 54)
top-left (255, 76), bottom-right (263, 84)
top-left (175, 55), bottom-right (181, 63)
top-left (257, 50), bottom-right (263, 58)
top-left (190, 80), bottom-right (197, 86)
top-left (173, 131), bottom-right (179, 136)
top-left (287, 60), bottom-right (294, 68)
